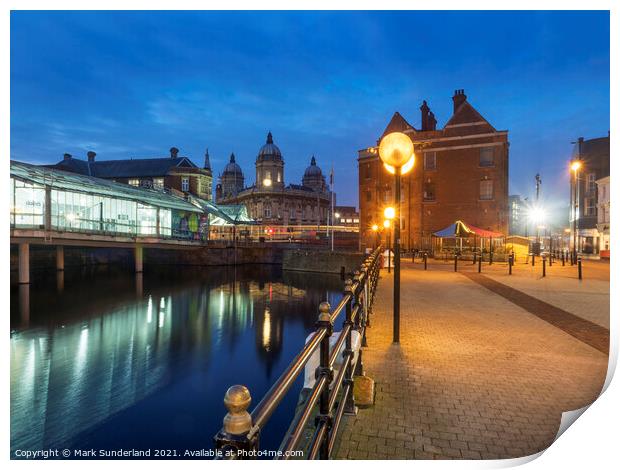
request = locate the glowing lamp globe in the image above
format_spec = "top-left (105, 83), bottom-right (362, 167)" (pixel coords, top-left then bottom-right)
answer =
top-left (371, 224), bottom-right (379, 232)
top-left (383, 220), bottom-right (391, 229)
top-left (379, 132), bottom-right (415, 174)
top-left (384, 206), bottom-right (396, 220)
top-left (570, 161), bottom-right (582, 172)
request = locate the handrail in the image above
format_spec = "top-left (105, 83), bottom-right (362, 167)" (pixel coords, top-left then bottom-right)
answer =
top-left (213, 245), bottom-right (383, 460)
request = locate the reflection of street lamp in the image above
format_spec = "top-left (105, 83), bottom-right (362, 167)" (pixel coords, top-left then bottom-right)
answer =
top-left (371, 223), bottom-right (379, 249)
top-left (378, 132), bottom-right (415, 344)
top-left (570, 160), bottom-right (582, 261)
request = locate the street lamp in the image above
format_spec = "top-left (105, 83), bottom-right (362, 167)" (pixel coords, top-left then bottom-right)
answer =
top-left (383, 219), bottom-right (391, 273)
top-left (371, 223), bottom-right (379, 249)
top-left (378, 132), bottom-right (415, 344)
top-left (570, 160), bottom-right (582, 262)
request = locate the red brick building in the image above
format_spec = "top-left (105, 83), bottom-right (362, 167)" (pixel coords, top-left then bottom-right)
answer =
top-left (358, 90), bottom-right (509, 251)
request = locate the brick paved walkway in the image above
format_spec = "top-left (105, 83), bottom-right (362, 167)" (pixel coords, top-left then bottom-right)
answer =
top-left (335, 264), bottom-right (609, 460)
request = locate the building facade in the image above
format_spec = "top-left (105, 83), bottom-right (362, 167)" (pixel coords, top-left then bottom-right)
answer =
top-left (48, 147), bottom-right (213, 200)
top-left (596, 175), bottom-right (610, 258)
top-left (508, 195), bottom-right (525, 236)
top-left (569, 135), bottom-right (610, 254)
top-left (358, 90), bottom-right (509, 250)
top-left (334, 206), bottom-right (360, 228)
top-left (215, 132), bottom-right (332, 226)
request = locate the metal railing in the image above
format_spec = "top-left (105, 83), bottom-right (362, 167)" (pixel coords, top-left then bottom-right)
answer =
top-left (213, 246), bottom-right (383, 460)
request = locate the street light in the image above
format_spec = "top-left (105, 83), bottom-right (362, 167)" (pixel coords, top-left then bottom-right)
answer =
top-left (570, 160), bottom-right (582, 262)
top-left (378, 131), bottom-right (415, 344)
top-left (371, 223), bottom-right (379, 249)
top-left (383, 219), bottom-right (391, 273)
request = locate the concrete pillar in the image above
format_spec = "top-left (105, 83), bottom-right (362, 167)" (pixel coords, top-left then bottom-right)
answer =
top-left (135, 244), bottom-right (143, 273)
top-left (56, 245), bottom-right (65, 271)
top-left (135, 273), bottom-right (143, 298)
top-left (19, 284), bottom-right (30, 327)
top-left (18, 243), bottom-right (30, 284)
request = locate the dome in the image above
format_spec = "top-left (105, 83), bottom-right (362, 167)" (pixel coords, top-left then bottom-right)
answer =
top-left (304, 156), bottom-right (323, 177)
top-left (223, 153), bottom-right (243, 176)
top-left (257, 132), bottom-right (282, 161)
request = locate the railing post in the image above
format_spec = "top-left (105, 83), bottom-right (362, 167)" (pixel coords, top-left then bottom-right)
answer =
top-left (424, 252), bottom-right (428, 270)
top-left (352, 270), bottom-right (364, 376)
top-left (473, 251), bottom-right (477, 264)
top-left (578, 257), bottom-right (582, 280)
top-left (362, 260), bottom-right (371, 330)
top-left (214, 385), bottom-right (258, 459)
top-left (478, 251), bottom-right (482, 273)
top-left (542, 255), bottom-right (546, 277)
top-left (343, 280), bottom-right (357, 415)
top-left (316, 301), bottom-right (333, 459)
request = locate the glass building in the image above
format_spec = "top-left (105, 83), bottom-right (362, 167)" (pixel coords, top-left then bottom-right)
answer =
top-left (10, 161), bottom-right (246, 241)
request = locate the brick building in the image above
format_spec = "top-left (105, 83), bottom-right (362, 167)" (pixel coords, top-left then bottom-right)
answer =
top-left (358, 90), bottom-right (509, 251)
top-left (48, 147), bottom-right (213, 200)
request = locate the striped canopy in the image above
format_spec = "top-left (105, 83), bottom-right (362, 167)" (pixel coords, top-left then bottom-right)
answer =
top-left (433, 220), bottom-right (503, 238)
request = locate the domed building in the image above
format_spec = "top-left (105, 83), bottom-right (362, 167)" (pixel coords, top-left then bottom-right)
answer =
top-left (215, 132), bottom-right (333, 226)
top-left (215, 153), bottom-right (245, 200)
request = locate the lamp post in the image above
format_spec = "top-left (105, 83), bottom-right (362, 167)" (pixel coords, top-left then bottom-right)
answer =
top-left (570, 160), bottom-right (581, 263)
top-left (383, 219), bottom-right (391, 273)
top-left (371, 223), bottom-right (379, 249)
top-left (378, 132), bottom-right (415, 344)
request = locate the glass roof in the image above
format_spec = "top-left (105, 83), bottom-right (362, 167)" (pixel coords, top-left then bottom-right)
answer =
top-left (11, 160), bottom-right (202, 212)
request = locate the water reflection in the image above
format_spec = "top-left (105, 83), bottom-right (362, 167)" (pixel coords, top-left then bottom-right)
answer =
top-left (10, 265), bottom-right (343, 456)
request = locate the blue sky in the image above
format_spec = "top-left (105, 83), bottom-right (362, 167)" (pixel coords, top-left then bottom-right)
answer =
top-left (10, 11), bottom-right (609, 209)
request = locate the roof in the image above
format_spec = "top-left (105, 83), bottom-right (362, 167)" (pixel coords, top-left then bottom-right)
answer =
top-left (49, 156), bottom-right (199, 178)
top-left (381, 112), bottom-right (416, 139)
top-left (11, 160), bottom-right (202, 212)
top-left (433, 220), bottom-right (503, 238)
top-left (572, 136), bottom-right (610, 159)
top-left (444, 100), bottom-right (496, 130)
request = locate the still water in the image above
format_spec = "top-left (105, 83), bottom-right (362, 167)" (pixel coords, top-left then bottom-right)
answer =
top-left (10, 264), bottom-right (344, 458)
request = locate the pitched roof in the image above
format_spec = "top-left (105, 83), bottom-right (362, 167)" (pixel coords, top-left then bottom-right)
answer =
top-left (49, 156), bottom-right (199, 178)
top-left (444, 101), bottom-right (495, 130)
top-left (381, 112), bottom-right (416, 138)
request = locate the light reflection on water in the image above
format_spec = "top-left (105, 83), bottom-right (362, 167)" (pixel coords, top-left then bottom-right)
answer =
top-left (10, 265), bottom-right (343, 457)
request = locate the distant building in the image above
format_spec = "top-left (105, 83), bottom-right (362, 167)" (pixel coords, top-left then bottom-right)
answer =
top-left (596, 175), bottom-right (610, 258)
top-left (215, 132), bottom-right (332, 226)
top-left (48, 147), bottom-right (213, 200)
top-left (334, 206), bottom-right (359, 228)
top-left (358, 89), bottom-right (509, 250)
top-left (570, 135), bottom-right (610, 254)
top-left (508, 195), bottom-right (525, 236)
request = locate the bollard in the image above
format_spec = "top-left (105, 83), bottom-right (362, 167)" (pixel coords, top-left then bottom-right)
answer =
top-left (509, 253), bottom-right (513, 275)
top-left (549, 252), bottom-right (552, 266)
top-left (478, 252), bottom-right (482, 273)
top-left (562, 251), bottom-right (565, 266)
top-left (473, 251), bottom-right (477, 264)
top-left (213, 385), bottom-right (257, 458)
top-left (412, 251), bottom-right (415, 264)
top-left (454, 254), bottom-right (458, 272)
top-left (489, 251), bottom-right (493, 265)
top-left (542, 255), bottom-right (546, 277)
top-left (578, 257), bottom-right (582, 280)
top-left (531, 253), bottom-right (535, 266)
top-left (424, 252), bottom-right (428, 270)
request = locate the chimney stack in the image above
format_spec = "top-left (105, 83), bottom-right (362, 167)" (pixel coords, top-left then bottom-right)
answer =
top-left (429, 111), bottom-right (437, 131)
top-left (63, 153), bottom-right (72, 160)
top-left (87, 151), bottom-right (96, 163)
top-left (170, 147), bottom-right (179, 159)
top-left (420, 100), bottom-right (430, 131)
top-left (452, 89), bottom-right (467, 113)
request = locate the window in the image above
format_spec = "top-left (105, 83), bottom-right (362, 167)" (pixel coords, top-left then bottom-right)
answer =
top-left (587, 173), bottom-right (596, 193)
top-left (11, 178), bottom-right (46, 228)
top-left (479, 179), bottom-right (493, 200)
top-left (153, 178), bottom-right (164, 190)
top-left (424, 152), bottom-right (436, 170)
top-left (479, 147), bottom-right (494, 167)
top-left (383, 189), bottom-right (392, 203)
top-left (181, 177), bottom-right (190, 192)
top-left (366, 190), bottom-right (372, 202)
top-left (423, 180), bottom-right (435, 201)
top-left (584, 197), bottom-right (596, 216)
top-left (277, 171), bottom-right (281, 183)
top-left (365, 163), bottom-right (371, 179)
top-left (128, 179), bottom-right (140, 187)
top-left (290, 207), bottom-right (296, 219)
top-left (264, 206), bottom-right (272, 218)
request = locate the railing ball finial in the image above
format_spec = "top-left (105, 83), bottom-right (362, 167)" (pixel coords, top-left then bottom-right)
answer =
top-left (318, 301), bottom-right (331, 322)
top-left (353, 270), bottom-right (361, 281)
top-left (344, 278), bottom-right (353, 293)
top-left (223, 385), bottom-right (252, 435)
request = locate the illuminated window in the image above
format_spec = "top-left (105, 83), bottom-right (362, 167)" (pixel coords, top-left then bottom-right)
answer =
top-left (479, 147), bottom-right (494, 167)
top-left (424, 152), bottom-right (436, 170)
top-left (277, 172), bottom-right (281, 182)
top-left (264, 206), bottom-right (272, 218)
top-left (584, 197), bottom-right (596, 216)
top-left (153, 178), bottom-right (164, 190)
top-left (479, 179), bottom-right (493, 200)
top-left (181, 177), bottom-right (190, 192)
top-left (128, 179), bottom-right (140, 187)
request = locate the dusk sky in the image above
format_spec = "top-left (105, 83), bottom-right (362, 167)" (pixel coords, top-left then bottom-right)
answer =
top-left (10, 11), bottom-right (609, 210)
